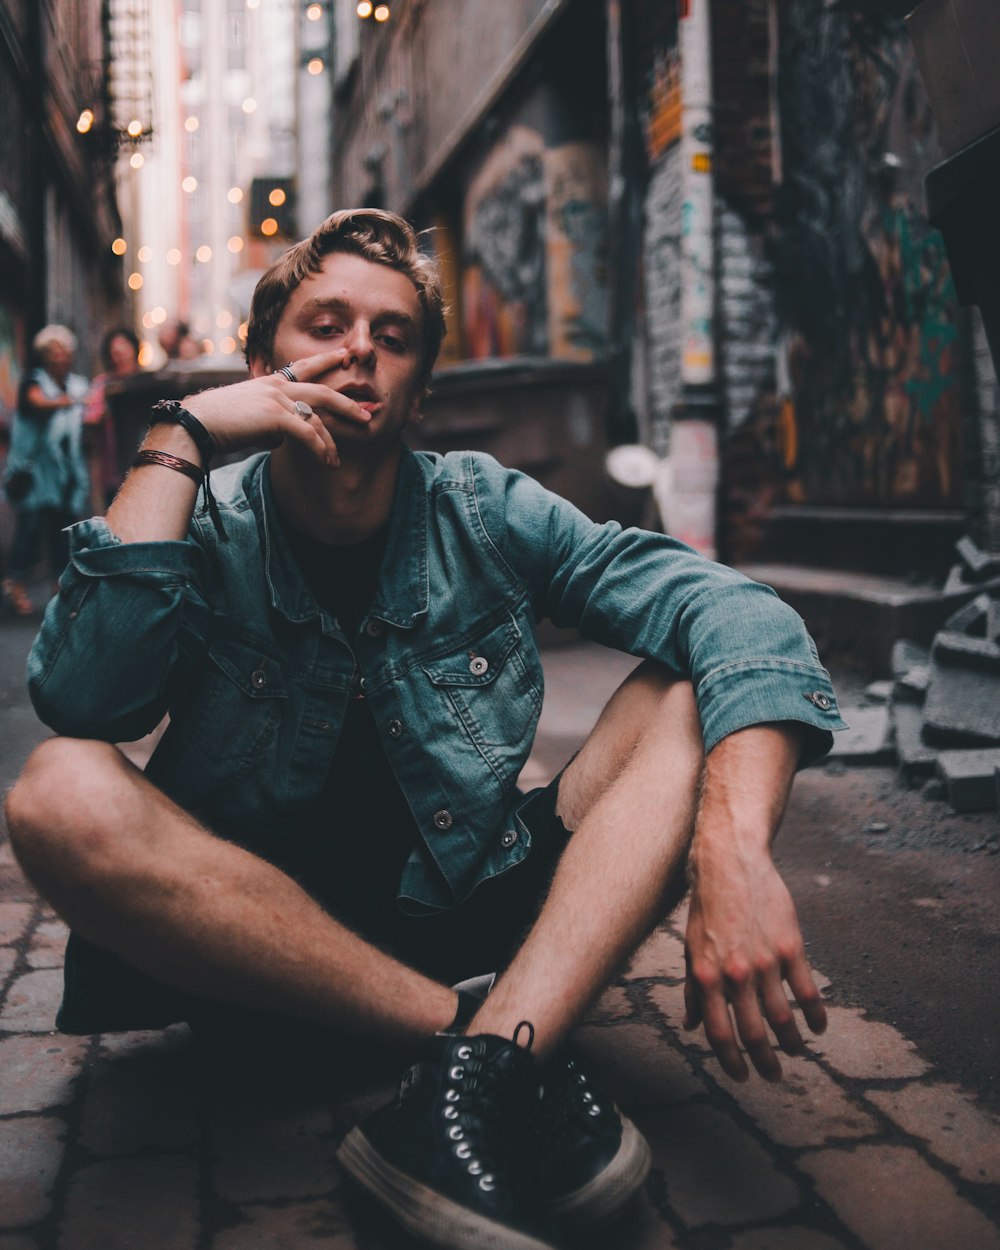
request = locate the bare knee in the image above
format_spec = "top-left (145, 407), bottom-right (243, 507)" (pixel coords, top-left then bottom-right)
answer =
top-left (5, 737), bottom-right (129, 880)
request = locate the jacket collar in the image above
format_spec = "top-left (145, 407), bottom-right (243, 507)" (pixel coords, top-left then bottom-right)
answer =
top-left (255, 447), bottom-right (429, 629)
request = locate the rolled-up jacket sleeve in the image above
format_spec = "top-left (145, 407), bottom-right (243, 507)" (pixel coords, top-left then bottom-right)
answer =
top-left (27, 517), bottom-right (211, 742)
top-left (489, 462), bottom-right (845, 764)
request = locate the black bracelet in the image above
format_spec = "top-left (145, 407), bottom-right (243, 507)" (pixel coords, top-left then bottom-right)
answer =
top-left (148, 399), bottom-right (228, 542)
top-left (149, 400), bottom-right (216, 468)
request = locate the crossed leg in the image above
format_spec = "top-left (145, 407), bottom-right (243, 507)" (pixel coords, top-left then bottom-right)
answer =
top-left (471, 662), bottom-right (702, 1056)
top-left (4, 661), bottom-right (702, 1053)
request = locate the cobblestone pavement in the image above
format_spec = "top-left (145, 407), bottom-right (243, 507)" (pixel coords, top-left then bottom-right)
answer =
top-left (2, 619), bottom-right (999, 1249)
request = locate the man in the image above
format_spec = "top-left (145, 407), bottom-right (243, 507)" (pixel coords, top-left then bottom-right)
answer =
top-left (6, 209), bottom-right (843, 1250)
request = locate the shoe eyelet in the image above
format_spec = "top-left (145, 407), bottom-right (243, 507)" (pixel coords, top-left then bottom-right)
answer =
top-left (449, 1065), bottom-right (465, 1080)
top-left (479, 1175), bottom-right (496, 1191)
top-left (444, 1106), bottom-right (459, 1120)
top-left (468, 1160), bottom-right (483, 1176)
top-left (456, 1142), bottom-right (472, 1159)
top-left (588, 1103), bottom-right (602, 1117)
top-left (444, 1089), bottom-right (460, 1103)
top-left (448, 1126), bottom-right (464, 1140)
top-left (456, 1045), bottom-right (473, 1060)
top-left (582, 1091), bottom-right (594, 1103)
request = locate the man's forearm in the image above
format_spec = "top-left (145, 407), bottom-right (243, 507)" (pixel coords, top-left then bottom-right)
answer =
top-left (105, 423), bottom-right (203, 544)
top-left (688, 722), bottom-right (802, 879)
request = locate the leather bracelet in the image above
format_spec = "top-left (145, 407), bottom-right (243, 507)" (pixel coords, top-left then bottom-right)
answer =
top-left (146, 399), bottom-right (228, 541)
top-left (149, 399), bottom-right (216, 468)
top-left (133, 449), bottom-right (204, 484)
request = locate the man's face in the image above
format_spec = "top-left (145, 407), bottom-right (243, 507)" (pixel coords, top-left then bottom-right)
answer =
top-left (255, 251), bottom-right (425, 451)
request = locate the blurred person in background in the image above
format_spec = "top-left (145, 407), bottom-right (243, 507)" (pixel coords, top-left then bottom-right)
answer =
top-left (2, 325), bottom-right (89, 616)
top-left (158, 318), bottom-right (202, 363)
top-left (83, 328), bottom-right (142, 514)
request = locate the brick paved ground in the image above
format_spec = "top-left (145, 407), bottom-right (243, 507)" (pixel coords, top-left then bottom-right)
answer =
top-left (2, 626), bottom-right (1000, 1249)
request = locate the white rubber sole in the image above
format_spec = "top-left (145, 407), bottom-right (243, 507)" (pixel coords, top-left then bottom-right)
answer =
top-left (336, 1128), bottom-right (557, 1250)
top-left (544, 1114), bottom-right (652, 1232)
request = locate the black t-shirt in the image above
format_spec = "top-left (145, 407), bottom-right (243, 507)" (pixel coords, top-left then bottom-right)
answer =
top-left (282, 525), bottom-right (418, 932)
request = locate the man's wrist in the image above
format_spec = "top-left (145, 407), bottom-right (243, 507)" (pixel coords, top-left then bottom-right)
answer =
top-left (144, 422), bottom-right (204, 463)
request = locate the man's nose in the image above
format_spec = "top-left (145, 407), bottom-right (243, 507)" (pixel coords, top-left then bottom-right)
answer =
top-left (342, 321), bottom-right (375, 366)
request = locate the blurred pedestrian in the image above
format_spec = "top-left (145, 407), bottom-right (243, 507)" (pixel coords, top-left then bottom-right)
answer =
top-left (2, 325), bottom-right (89, 616)
top-left (83, 327), bottom-right (141, 513)
top-left (158, 319), bottom-right (201, 362)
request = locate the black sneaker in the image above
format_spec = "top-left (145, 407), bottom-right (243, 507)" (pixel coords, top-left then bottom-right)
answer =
top-left (536, 1052), bottom-right (651, 1232)
top-left (336, 1024), bottom-right (557, 1250)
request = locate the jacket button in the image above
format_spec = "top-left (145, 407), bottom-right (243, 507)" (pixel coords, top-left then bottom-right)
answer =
top-left (468, 655), bottom-right (489, 676)
top-left (804, 690), bottom-right (833, 711)
top-left (388, 718), bottom-right (403, 738)
top-left (433, 810), bottom-right (453, 831)
top-left (500, 829), bottom-right (518, 849)
top-left (251, 669), bottom-right (267, 690)
top-left (365, 618), bottom-right (384, 638)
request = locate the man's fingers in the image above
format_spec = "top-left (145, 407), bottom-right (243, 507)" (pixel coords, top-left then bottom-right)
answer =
top-left (277, 349), bottom-right (347, 381)
top-left (278, 409), bottom-right (339, 466)
top-left (682, 969), bottom-right (702, 1032)
top-left (730, 983), bottom-right (783, 1082)
top-left (285, 382), bottom-right (372, 426)
top-left (758, 969), bottom-right (805, 1058)
top-left (786, 958), bottom-right (828, 1037)
top-left (699, 984), bottom-right (750, 1082)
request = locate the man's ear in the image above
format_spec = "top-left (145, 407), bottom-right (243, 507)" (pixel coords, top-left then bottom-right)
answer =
top-left (404, 380), bottom-right (428, 426)
top-left (248, 354), bottom-right (270, 380)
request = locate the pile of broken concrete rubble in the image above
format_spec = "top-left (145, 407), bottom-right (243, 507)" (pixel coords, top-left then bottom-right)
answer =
top-left (830, 536), bottom-right (1000, 813)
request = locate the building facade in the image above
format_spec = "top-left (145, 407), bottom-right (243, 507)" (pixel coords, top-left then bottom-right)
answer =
top-left (328, 0), bottom-right (992, 570)
top-left (0, 0), bottom-right (124, 405)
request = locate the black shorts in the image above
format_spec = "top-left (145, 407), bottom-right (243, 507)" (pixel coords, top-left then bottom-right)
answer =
top-left (55, 775), bottom-right (571, 1052)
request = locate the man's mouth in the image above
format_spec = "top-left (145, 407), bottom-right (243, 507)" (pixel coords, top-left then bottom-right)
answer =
top-left (337, 382), bottom-right (379, 412)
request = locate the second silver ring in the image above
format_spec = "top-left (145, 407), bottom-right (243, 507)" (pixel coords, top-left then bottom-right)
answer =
top-left (278, 364), bottom-right (298, 383)
top-left (293, 400), bottom-right (313, 418)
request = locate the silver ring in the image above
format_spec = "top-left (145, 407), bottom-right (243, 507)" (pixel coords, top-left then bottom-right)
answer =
top-left (293, 400), bottom-right (313, 418)
top-left (278, 364), bottom-right (298, 383)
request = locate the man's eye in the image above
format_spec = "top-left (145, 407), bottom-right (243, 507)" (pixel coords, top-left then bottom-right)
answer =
top-left (377, 333), bottom-right (406, 351)
top-left (313, 324), bottom-right (344, 337)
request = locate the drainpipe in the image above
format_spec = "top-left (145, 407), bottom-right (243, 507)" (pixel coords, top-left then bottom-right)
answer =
top-left (670, 0), bottom-right (721, 559)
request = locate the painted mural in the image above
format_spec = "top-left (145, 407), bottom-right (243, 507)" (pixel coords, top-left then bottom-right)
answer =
top-left (460, 121), bottom-right (608, 363)
top-left (545, 142), bottom-right (608, 360)
top-left (774, 3), bottom-right (964, 508)
top-left (462, 126), bottom-right (549, 359)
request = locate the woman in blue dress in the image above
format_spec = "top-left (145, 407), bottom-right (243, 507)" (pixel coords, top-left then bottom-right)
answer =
top-left (3, 325), bottom-right (90, 616)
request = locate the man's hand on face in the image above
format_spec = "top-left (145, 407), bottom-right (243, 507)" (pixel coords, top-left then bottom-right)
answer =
top-left (682, 850), bottom-right (828, 1082)
top-left (179, 349), bottom-right (371, 467)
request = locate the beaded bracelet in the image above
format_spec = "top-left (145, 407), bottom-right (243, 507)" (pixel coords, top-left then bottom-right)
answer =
top-left (148, 400), bottom-right (228, 540)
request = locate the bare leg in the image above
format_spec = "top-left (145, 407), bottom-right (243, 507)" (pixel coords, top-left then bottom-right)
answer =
top-left (5, 737), bottom-right (456, 1045)
top-left (470, 662), bottom-right (703, 1057)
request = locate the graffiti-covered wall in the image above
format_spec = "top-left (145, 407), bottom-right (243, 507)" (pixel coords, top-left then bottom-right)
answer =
top-left (460, 82), bottom-right (608, 363)
top-left (774, 2), bottom-right (963, 508)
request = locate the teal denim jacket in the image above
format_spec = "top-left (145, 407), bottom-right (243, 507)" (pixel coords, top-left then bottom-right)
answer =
top-left (28, 448), bottom-right (844, 912)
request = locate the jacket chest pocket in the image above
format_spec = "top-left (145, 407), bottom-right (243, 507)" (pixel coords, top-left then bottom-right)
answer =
top-left (421, 615), bottom-right (541, 751)
top-left (174, 635), bottom-right (288, 771)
